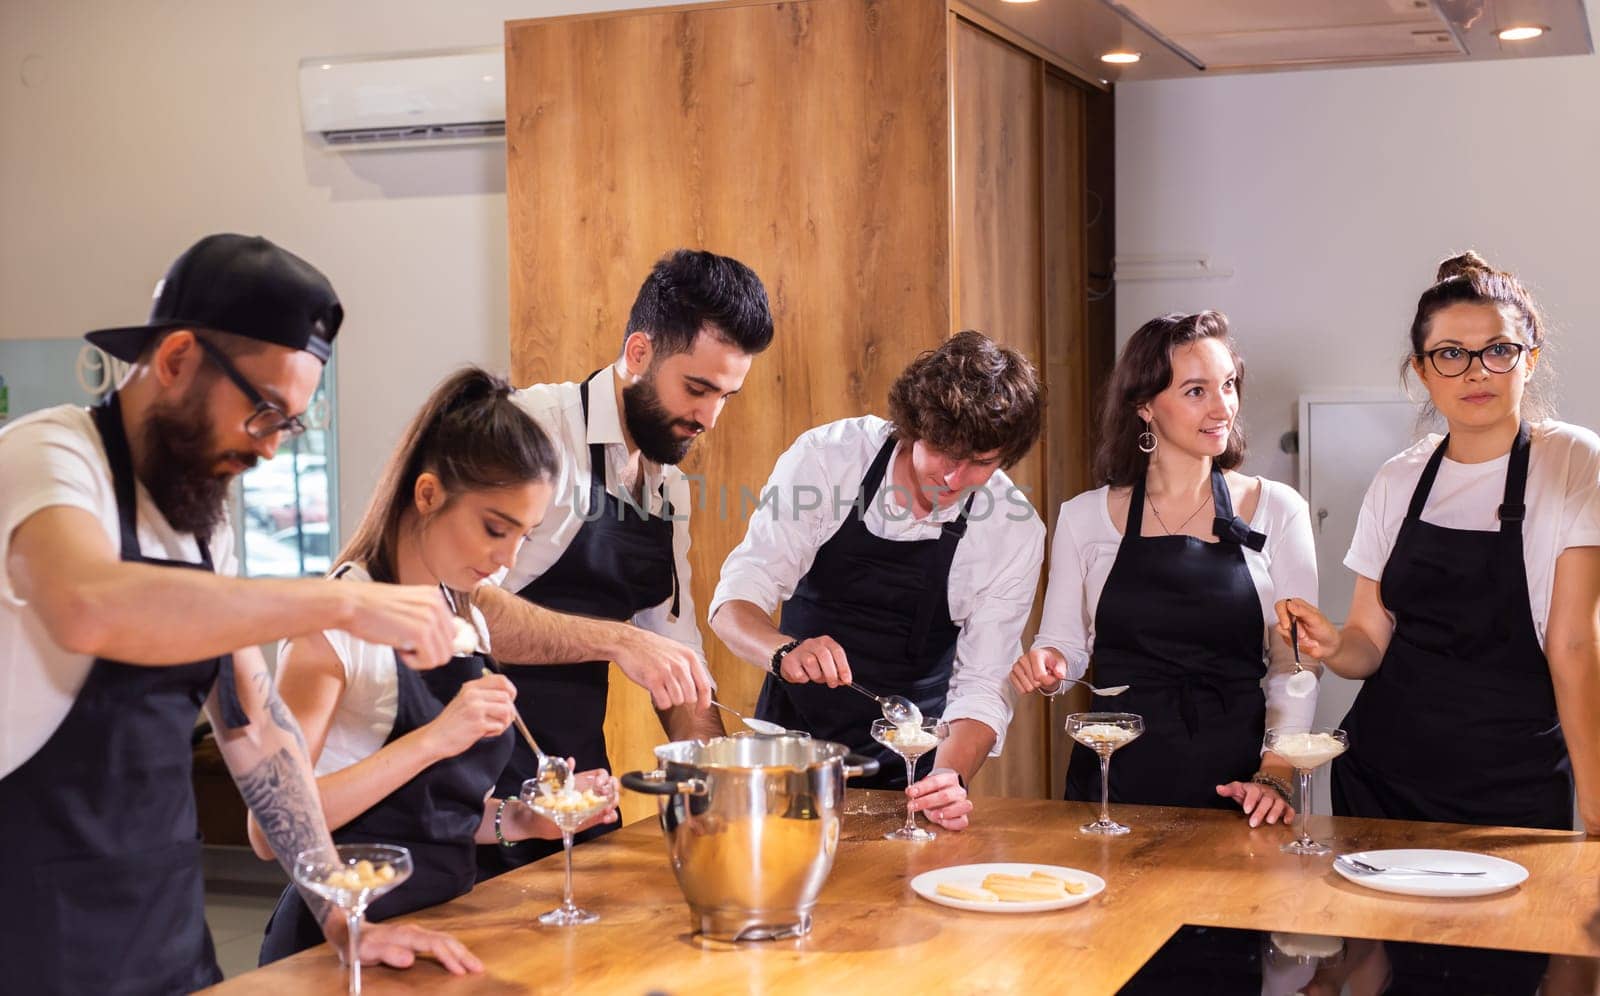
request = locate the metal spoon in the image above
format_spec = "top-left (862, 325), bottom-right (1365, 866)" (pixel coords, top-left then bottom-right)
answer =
top-left (1286, 617), bottom-right (1317, 699)
top-left (480, 661), bottom-right (571, 794)
top-left (844, 681), bottom-right (921, 726)
top-left (1335, 855), bottom-right (1486, 877)
top-left (710, 700), bottom-right (788, 736)
top-left (1050, 676), bottom-right (1131, 697)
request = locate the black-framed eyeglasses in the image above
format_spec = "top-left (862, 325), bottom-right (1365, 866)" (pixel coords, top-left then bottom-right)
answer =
top-left (1416, 342), bottom-right (1531, 378)
top-left (193, 336), bottom-right (308, 439)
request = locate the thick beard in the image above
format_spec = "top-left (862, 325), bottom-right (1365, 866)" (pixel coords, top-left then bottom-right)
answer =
top-left (622, 373), bottom-right (697, 466)
top-left (137, 388), bottom-right (244, 538)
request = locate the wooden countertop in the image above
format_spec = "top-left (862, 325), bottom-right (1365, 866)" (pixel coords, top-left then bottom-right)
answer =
top-left (207, 792), bottom-right (1600, 994)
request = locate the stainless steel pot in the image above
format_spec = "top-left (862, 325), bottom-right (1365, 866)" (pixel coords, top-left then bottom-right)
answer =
top-left (620, 733), bottom-right (878, 942)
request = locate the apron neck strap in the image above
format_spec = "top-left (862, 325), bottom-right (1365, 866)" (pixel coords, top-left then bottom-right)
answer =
top-left (1498, 421), bottom-right (1532, 529)
top-left (1407, 422), bottom-right (1533, 530)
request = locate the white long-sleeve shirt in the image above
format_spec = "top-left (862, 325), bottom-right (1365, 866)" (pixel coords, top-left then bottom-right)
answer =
top-left (710, 415), bottom-right (1046, 754)
top-left (500, 369), bottom-right (707, 664)
top-left (1032, 477), bottom-right (1320, 732)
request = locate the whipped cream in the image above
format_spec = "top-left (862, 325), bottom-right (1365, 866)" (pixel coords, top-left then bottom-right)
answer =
top-left (1072, 723), bottom-right (1137, 748)
top-left (1270, 732), bottom-right (1346, 769)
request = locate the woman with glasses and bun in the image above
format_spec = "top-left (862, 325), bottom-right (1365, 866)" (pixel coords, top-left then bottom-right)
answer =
top-left (1010, 312), bottom-right (1318, 827)
top-left (256, 367), bottom-right (618, 964)
top-left (1278, 252), bottom-right (1600, 833)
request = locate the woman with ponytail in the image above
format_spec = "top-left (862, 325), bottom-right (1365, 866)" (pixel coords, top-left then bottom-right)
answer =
top-left (255, 367), bottom-right (617, 963)
top-left (1278, 252), bottom-right (1600, 833)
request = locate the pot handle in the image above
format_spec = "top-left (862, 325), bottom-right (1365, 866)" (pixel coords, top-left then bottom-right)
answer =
top-left (842, 753), bottom-right (880, 781)
top-left (620, 769), bottom-right (708, 796)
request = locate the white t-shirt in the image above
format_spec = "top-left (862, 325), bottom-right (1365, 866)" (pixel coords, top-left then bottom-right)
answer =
top-left (1344, 420), bottom-right (1600, 647)
top-left (710, 415), bottom-right (1046, 754)
top-left (500, 370), bottom-right (707, 663)
top-left (0, 404), bottom-right (238, 780)
top-left (309, 563), bottom-right (491, 777)
top-left (1032, 477), bottom-right (1320, 732)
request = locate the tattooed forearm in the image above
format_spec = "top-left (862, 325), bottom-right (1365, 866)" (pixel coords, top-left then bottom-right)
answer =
top-left (266, 689), bottom-right (309, 752)
top-left (236, 746), bottom-right (330, 865)
top-left (236, 746), bottom-right (337, 928)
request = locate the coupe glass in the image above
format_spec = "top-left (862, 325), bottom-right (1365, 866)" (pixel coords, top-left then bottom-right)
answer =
top-left (870, 717), bottom-right (950, 841)
top-left (293, 843), bottom-right (413, 995)
top-left (1263, 726), bottom-right (1349, 855)
top-left (520, 769), bottom-right (618, 925)
top-left (1066, 712), bottom-right (1145, 836)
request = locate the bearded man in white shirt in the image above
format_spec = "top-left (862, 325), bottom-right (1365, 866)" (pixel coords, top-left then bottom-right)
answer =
top-left (474, 248), bottom-right (774, 872)
top-left (710, 331), bottom-right (1046, 832)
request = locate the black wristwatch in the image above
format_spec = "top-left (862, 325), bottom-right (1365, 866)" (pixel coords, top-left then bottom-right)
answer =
top-left (769, 639), bottom-right (800, 676)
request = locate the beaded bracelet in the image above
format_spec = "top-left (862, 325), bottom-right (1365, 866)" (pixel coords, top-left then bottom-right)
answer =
top-left (494, 797), bottom-right (517, 848)
top-left (1251, 771), bottom-right (1293, 803)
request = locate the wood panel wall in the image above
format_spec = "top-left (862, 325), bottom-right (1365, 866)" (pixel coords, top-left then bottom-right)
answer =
top-left (506, 0), bottom-right (1108, 820)
top-left (506, 0), bottom-right (953, 822)
top-left (948, 17), bottom-right (1046, 799)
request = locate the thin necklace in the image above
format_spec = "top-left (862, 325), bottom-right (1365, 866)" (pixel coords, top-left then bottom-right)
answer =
top-left (1148, 490), bottom-right (1211, 535)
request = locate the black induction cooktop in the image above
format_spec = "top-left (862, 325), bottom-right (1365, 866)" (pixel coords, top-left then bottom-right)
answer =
top-left (1116, 924), bottom-right (1597, 995)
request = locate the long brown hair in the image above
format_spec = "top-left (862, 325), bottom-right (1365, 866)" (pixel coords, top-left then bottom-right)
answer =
top-left (337, 366), bottom-right (559, 587)
top-left (1092, 311), bottom-right (1246, 487)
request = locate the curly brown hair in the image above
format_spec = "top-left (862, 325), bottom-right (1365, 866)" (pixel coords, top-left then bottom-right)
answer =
top-left (886, 330), bottom-right (1044, 469)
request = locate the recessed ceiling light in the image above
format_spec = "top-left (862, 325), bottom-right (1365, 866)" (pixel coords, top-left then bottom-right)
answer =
top-left (1101, 51), bottom-right (1142, 64)
top-left (1497, 25), bottom-right (1547, 41)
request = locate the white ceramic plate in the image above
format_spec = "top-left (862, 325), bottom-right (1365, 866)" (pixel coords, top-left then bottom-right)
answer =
top-left (910, 862), bottom-right (1105, 913)
top-left (1333, 849), bottom-right (1529, 898)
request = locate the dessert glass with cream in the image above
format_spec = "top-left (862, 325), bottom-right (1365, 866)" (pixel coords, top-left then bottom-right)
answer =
top-left (1066, 712), bottom-right (1145, 836)
top-left (294, 843), bottom-right (413, 995)
top-left (520, 770), bottom-right (618, 924)
top-left (1263, 727), bottom-right (1349, 855)
top-left (870, 717), bottom-right (951, 841)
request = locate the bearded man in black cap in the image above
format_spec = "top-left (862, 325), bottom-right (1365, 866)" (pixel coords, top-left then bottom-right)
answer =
top-left (0, 234), bottom-right (482, 993)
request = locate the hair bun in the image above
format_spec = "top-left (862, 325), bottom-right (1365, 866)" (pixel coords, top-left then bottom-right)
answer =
top-left (1436, 250), bottom-right (1494, 283)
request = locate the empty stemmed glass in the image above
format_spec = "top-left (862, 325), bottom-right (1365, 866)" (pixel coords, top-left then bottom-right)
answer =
top-left (520, 769), bottom-right (618, 925)
top-left (293, 843), bottom-right (413, 995)
top-left (870, 717), bottom-right (950, 841)
top-left (1066, 712), bottom-right (1144, 835)
top-left (1264, 726), bottom-right (1348, 855)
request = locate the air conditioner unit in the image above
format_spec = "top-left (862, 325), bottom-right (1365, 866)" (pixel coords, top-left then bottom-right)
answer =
top-left (298, 47), bottom-right (505, 150)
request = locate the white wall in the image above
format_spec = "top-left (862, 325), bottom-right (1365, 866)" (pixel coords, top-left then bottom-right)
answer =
top-left (1114, 23), bottom-right (1600, 489)
top-left (1, 0), bottom-right (676, 530)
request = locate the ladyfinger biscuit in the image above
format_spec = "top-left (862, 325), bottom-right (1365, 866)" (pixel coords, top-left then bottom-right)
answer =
top-left (1029, 870), bottom-right (1087, 894)
top-left (936, 882), bottom-right (999, 903)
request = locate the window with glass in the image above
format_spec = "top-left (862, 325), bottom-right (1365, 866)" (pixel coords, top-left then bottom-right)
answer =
top-left (236, 357), bottom-right (338, 578)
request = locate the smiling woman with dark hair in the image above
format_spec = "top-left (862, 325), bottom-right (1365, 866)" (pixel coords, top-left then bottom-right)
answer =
top-left (1011, 311), bottom-right (1319, 828)
top-left (1279, 252), bottom-right (1600, 833)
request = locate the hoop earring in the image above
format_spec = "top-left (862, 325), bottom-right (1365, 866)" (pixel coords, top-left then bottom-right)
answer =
top-left (1137, 421), bottom-right (1158, 455)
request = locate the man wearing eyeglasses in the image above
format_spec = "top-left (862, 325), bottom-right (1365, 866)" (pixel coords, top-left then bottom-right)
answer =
top-left (0, 234), bottom-right (482, 992)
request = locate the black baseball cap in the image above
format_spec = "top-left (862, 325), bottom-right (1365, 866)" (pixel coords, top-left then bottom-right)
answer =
top-left (86, 234), bottom-right (343, 363)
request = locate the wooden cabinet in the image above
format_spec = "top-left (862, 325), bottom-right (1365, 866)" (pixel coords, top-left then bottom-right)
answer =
top-left (505, 0), bottom-right (1111, 820)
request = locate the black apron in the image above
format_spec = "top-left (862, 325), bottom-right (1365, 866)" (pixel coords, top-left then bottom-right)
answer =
top-left (480, 373), bottom-right (678, 875)
top-left (260, 584), bottom-right (515, 963)
top-left (755, 434), bottom-right (973, 790)
top-left (0, 394), bottom-right (249, 995)
top-left (1333, 424), bottom-right (1573, 829)
top-left (1066, 468), bottom-right (1268, 807)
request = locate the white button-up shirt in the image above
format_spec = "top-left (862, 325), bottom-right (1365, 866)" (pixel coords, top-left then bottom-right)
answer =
top-left (501, 369), bottom-right (706, 663)
top-left (710, 415), bottom-right (1046, 753)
